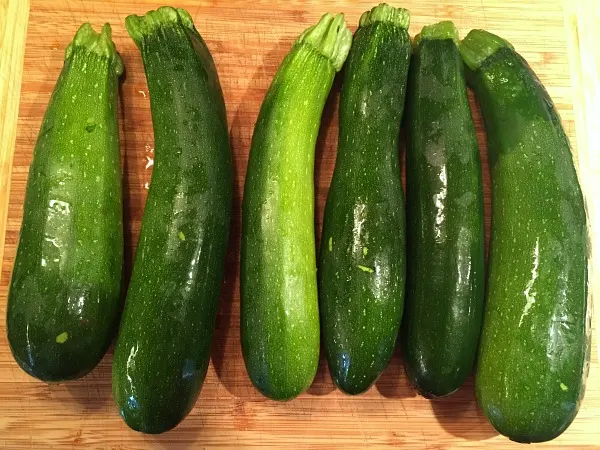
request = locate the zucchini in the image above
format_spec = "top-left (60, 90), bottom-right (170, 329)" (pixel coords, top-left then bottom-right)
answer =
top-left (318, 4), bottom-right (410, 395)
top-left (460, 30), bottom-right (589, 442)
top-left (112, 7), bottom-right (232, 434)
top-left (7, 24), bottom-right (123, 382)
top-left (401, 21), bottom-right (484, 398)
top-left (241, 13), bottom-right (351, 401)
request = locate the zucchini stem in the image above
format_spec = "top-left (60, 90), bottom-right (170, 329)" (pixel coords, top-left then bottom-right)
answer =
top-left (413, 21), bottom-right (459, 48)
top-left (65, 23), bottom-right (123, 76)
top-left (459, 29), bottom-right (513, 71)
top-left (125, 6), bottom-right (197, 47)
top-left (297, 13), bottom-right (352, 72)
top-left (359, 3), bottom-right (410, 30)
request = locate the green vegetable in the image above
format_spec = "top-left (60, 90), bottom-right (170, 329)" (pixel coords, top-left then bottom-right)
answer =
top-left (112, 7), bottom-right (232, 434)
top-left (402, 21), bottom-right (484, 398)
top-left (460, 29), bottom-right (589, 443)
top-left (6, 23), bottom-right (123, 382)
top-left (318, 4), bottom-right (410, 395)
top-left (241, 13), bottom-right (351, 401)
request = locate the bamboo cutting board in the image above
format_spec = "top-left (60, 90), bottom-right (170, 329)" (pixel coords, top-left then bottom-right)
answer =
top-left (0, 0), bottom-right (598, 448)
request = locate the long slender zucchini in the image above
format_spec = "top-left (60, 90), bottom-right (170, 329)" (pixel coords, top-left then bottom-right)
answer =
top-left (112, 7), bottom-right (232, 434)
top-left (241, 13), bottom-right (352, 401)
top-left (7, 24), bottom-right (123, 382)
top-left (402, 21), bottom-right (484, 398)
top-left (318, 4), bottom-right (410, 395)
top-left (460, 30), bottom-right (589, 443)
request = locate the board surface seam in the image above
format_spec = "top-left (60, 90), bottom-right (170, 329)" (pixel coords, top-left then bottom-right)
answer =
top-left (0, 0), bottom-right (30, 283)
top-left (563, 0), bottom-right (600, 360)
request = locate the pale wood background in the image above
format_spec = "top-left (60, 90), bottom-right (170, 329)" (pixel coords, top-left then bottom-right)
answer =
top-left (0, 0), bottom-right (598, 448)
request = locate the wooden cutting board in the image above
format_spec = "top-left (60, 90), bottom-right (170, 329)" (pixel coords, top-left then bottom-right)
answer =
top-left (0, 0), bottom-right (598, 448)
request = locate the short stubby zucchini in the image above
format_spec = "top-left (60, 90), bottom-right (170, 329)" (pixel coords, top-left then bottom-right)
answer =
top-left (319, 4), bottom-right (411, 395)
top-left (402, 21), bottom-right (484, 398)
top-left (7, 23), bottom-right (123, 382)
top-left (241, 13), bottom-right (352, 401)
top-left (460, 30), bottom-right (589, 443)
top-left (112, 7), bottom-right (232, 434)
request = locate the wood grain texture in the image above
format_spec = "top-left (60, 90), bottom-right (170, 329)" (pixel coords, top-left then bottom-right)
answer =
top-left (0, 0), bottom-right (598, 448)
top-left (0, 0), bottom-right (29, 283)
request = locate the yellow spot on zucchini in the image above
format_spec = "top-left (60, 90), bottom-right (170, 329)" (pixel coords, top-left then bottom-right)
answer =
top-left (328, 237), bottom-right (332, 251)
top-left (56, 332), bottom-right (69, 344)
top-left (357, 265), bottom-right (374, 273)
top-left (560, 382), bottom-right (568, 391)
top-left (363, 247), bottom-right (368, 256)
top-left (178, 231), bottom-right (186, 241)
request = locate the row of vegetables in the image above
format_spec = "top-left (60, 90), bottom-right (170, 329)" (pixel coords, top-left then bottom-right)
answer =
top-left (6, 3), bottom-right (589, 443)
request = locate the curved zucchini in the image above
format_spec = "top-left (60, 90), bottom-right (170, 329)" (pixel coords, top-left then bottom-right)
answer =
top-left (402, 21), bottom-right (484, 398)
top-left (319, 4), bottom-right (410, 395)
top-left (112, 7), bottom-right (232, 434)
top-left (7, 23), bottom-right (123, 382)
top-left (460, 30), bottom-right (589, 443)
top-left (241, 13), bottom-right (352, 401)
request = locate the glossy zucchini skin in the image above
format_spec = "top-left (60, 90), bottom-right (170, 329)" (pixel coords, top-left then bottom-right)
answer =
top-left (7, 23), bottom-right (123, 382)
top-left (461, 30), bottom-right (589, 443)
top-left (319, 5), bottom-right (410, 395)
top-left (241, 14), bottom-right (351, 401)
top-left (402, 22), bottom-right (484, 398)
top-left (112, 7), bottom-right (232, 434)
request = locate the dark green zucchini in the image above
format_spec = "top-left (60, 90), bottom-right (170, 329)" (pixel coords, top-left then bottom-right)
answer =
top-left (460, 30), bottom-right (589, 443)
top-left (241, 13), bottom-right (351, 401)
top-left (7, 23), bottom-right (123, 382)
top-left (318, 4), bottom-right (410, 395)
top-left (112, 7), bottom-right (232, 434)
top-left (401, 21), bottom-right (484, 398)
